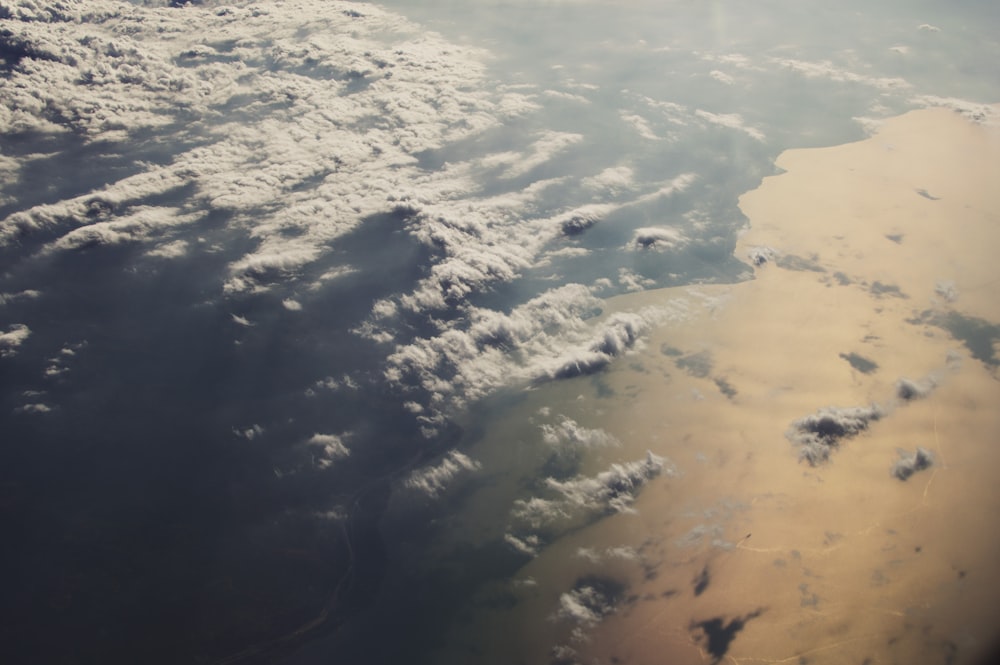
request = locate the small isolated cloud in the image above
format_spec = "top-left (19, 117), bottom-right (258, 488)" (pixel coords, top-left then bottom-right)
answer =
top-left (507, 451), bottom-right (671, 556)
top-left (745, 245), bottom-right (777, 267)
top-left (770, 57), bottom-right (910, 91)
top-left (620, 112), bottom-right (660, 141)
top-left (553, 575), bottom-right (628, 643)
top-left (918, 23), bottom-right (941, 32)
top-left (910, 95), bottom-right (1000, 125)
top-left (306, 433), bottom-right (350, 469)
top-left (709, 70), bottom-right (735, 85)
top-left (282, 298), bottom-right (303, 311)
top-left (630, 226), bottom-right (688, 251)
top-left (618, 268), bottom-right (656, 292)
top-left (405, 450), bottom-right (481, 497)
top-left (233, 424), bottom-right (264, 440)
top-left (0, 290), bottom-right (41, 306)
top-left (582, 166), bottom-right (635, 195)
top-left (231, 314), bottom-right (253, 327)
top-left (14, 403), bottom-right (53, 415)
top-left (0, 324), bottom-right (31, 358)
top-left (895, 376), bottom-right (936, 401)
top-left (934, 280), bottom-right (958, 303)
top-left (541, 416), bottom-right (620, 450)
top-left (891, 447), bottom-right (934, 481)
top-left (787, 405), bottom-right (884, 465)
top-left (145, 239), bottom-right (189, 259)
top-left (575, 546), bottom-right (639, 563)
top-left (694, 109), bottom-right (765, 141)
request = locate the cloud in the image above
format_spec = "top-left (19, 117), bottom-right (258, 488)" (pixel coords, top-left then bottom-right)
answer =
top-left (694, 109), bottom-right (765, 141)
top-left (0, 290), bottom-right (41, 306)
top-left (14, 402), bottom-right (53, 414)
top-left (0, 323), bottom-right (31, 357)
top-left (282, 299), bottom-right (303, 312)
top-left (404, 450), bottom-right (481, 497)
top-left (553, 576), bottom-right (625, 628)
top-left (499, 130), bottom-right (584, 179)
top-left (541, 416), bottom-right (620, 450)
top-left (306, 433), bottom-right (350, 469)
top-left (629, 226), bottom-right (688, 251)
top-left (581, 166), bottom-right (635, 195)
top-left (507, 451), bottom-right (671, 556)
top-left (620, 112), bottom-right (660, 141)
top-left (617, 268), bottom-right (656, 292)
top-left (709, 70), bottom-right (735, 85)
top-left (232, 424), bottom-right (264, 440)
top-left (770, 56), bottom-right (910, 91)
top-left (911, 95), bottom-right (1000, 125)
top-left (891, 447), bottom-right (934, 481)
top-left (895, 376), bottom-right (936, 401)
top-left (786, 405), bottom-right (885, 465)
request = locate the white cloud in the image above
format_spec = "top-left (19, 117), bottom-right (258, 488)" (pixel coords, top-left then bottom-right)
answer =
top-left (14, 402), bottom-right (53, 414)
top-left (233, 424), bottom-right (264, 440)
top-left (620, 112), bottom-right (660, 141)
top-left (405, 450), bottom-right (481, 497)
top-left (581, 166), bottom-right (636, 195)
top-left (282, 298), bottom-right (303, 311)
top-left (0, 324), bottom-right (31, 358)
top-left (617, 268), bottom-right (655, 292)
top-left (306, 433), bottom-right (350, 469)
top-left (911, 95), bottom-right (1000, 126)
top-left (541, 416), bottom-right (620, 450)
top-left (769, 56), bottom-right (911, 91)
top-left (694, 109), bottom-right (765, 141)
top-left (629, 226), bottom-right (688, 251)
top-left (0, 290), bottom-right (42, 306)
top-left (506, 451), bottom-right (671, 557)
top-left (709, 69), bottom-right (735, 85)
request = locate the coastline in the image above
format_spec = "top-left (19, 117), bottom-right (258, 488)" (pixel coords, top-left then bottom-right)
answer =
top-left (439, 106), bottom-right (1000, 665)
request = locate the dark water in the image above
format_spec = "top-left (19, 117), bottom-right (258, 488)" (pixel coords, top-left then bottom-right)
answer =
top-left (0, 1), bottom-right (997, 663)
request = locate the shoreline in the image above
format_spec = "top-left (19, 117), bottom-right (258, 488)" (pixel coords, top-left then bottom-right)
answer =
top-left (438, 105), bottom-right (1000, 665)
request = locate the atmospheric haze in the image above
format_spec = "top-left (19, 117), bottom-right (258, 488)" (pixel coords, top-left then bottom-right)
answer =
top-left (1, 1), bottom-right (998, 664)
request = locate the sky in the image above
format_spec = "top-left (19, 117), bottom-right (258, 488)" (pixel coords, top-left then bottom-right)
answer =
top-left (1, 1), bottom-right (998, 663)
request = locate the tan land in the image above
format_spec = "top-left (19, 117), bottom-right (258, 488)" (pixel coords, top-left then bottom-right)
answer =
top-left (438, 106), bottom-right (1000, 665)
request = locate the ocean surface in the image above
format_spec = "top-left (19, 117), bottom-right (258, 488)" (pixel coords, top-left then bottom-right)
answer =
top-left (1, 1), bottom-right (998, 663)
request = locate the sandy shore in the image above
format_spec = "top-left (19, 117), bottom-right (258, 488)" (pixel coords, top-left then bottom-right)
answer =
top-left (435, 106), bottom-right (1000, 665)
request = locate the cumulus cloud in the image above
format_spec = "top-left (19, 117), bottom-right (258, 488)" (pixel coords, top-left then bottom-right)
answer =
top-left (232, 424), bottom-right (264, 440)
top-left (0, 324), bottom-right (31, 357)
top-left (694, 109), bottom-right (765, 141)
top-left (770, 56), bottom-right (911, 91)
top-left (709, 70), bottom-right (735, 85)
top-left (404, 450), bottom-right (481, 497)
top-left (581, 166), bottom-right (635, 195)
top-left (0, 290), bottom-right (41, 306)
top-left (14, 402), bottom-right (53, 414)
top-left (0, 0), bottom-right (549, 301)
top-left (629, 226), bottom-right (688, 251)
top-left (617, 268), bottom-right (656, 292)
top-left (787, 405), bottom-right (884, 465)
top-left (507, 451), bottom-right (671, 556)
top-left (306, 433), bottom-right (350, 469)
top-left (541, 417), bottom-right (620, 450)
top-left (895, 376), bottom-right (936, 401)
top-left (911, 95), bottom-right (1000, 125)
top-left (891, 447), bottom-right (934, 481)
